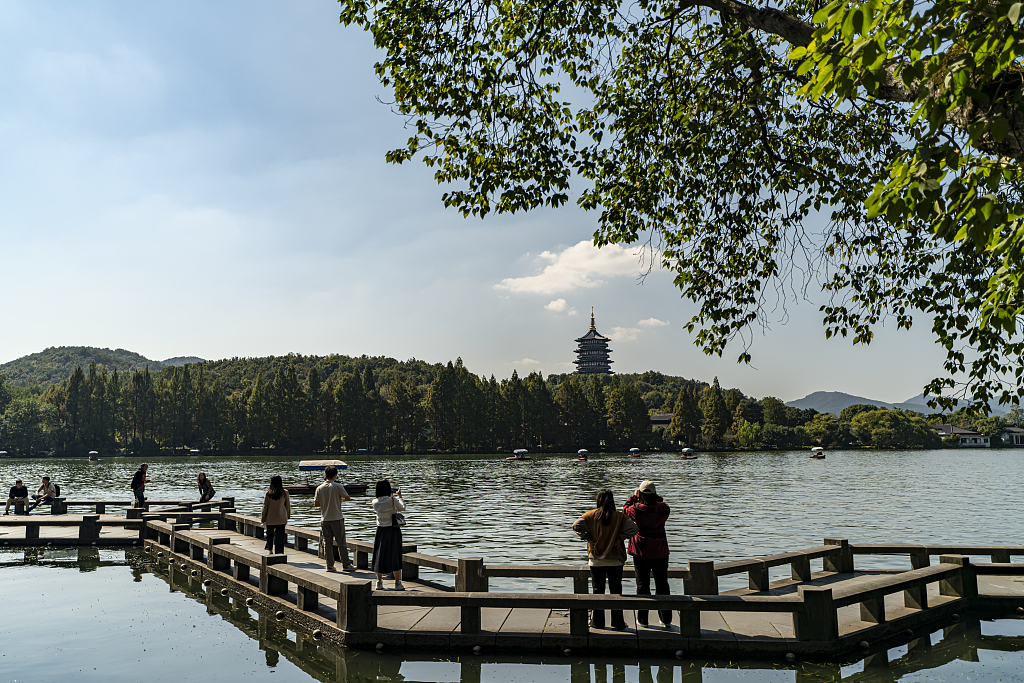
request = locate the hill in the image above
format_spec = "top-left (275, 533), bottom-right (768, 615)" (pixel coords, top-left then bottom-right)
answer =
top-left (159, 356), bottom-right (205, 367)
top-left (0, 347), bottom-right (202, 387)
top-left (787, 390), bottom-right (1008, 416)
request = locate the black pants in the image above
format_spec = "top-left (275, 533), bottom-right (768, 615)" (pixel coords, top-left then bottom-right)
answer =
top-left (633, 556), bottom-right (671, 625)
top-left (265, 525), bottom-right (286, 554)
top-left (590, 564), bottom-right (625, 629)
top-left (26, 496), bottom-right (53, 514)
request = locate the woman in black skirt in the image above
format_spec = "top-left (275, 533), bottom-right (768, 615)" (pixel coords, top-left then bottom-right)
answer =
top-left (371, 479), bottom-right (405, 591)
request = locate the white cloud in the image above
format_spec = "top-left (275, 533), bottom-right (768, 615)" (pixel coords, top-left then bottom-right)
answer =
top-left (544, 298), bottom-right (578, 315)
top-left (495, 240), bottom-right (646, 295)
top-left (512, 358), bottom-right (540, 365)
top-left (638, 317), bottom-right (669, 327)
top-left (608, 327), bottom-right (641, 342)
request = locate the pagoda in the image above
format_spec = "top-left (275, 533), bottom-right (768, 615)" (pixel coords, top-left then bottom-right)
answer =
top-left (574, 309), bottom-right (614, 374)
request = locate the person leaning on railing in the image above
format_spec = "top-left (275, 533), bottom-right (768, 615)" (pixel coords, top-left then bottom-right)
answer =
top-left (572, 489), bottom-right (638, 630)
top-left (623, 480), bottom-right (672, 628)
top-left (4, 478), bottom-right (28, 515)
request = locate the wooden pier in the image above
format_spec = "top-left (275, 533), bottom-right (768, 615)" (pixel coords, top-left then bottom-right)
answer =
top-left (3, 503), bottom-right (1024, 661)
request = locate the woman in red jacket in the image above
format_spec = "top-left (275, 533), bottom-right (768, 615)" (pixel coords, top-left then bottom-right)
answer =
top-left (622, 480), bottom-right (671, 628)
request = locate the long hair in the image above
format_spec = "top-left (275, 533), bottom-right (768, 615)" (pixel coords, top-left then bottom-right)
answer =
top-left (375, 479), bottom-right (392, 498)
top-left (596, 489), bottom-right (616, 526)
top-left (268, 475), bottom-right (284, 500)
top-left (198, 473), bottom-right (207, 484)
top-left (639, 490), bottom-right (661, 506)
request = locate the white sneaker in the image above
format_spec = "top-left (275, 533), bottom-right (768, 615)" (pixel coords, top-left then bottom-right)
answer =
top-left (375, 580), bottom-right (384, 591)
top-left (394, 580), bottom-right (405, 591)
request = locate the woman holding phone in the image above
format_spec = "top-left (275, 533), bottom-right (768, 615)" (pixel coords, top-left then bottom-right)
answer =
top-left (371, 479), bottom-right (406, 591)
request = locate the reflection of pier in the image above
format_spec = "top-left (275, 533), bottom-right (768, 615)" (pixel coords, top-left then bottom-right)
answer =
top-left (4, 507), bottom-right (1024, 661)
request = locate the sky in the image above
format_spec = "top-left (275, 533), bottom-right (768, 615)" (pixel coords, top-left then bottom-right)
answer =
top-left (0, 1), bottom-right (949, 403)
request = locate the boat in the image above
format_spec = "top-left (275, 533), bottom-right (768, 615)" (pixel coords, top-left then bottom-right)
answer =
top-left (507, 449), bottom-right (531, 461)
top-left (810, 447), bottom-right (825, 459)
top-left (189, 449), bottom-right (200, 456)
top-left (680, 448), bottom-right (696, 460)
top-left (628, 448), bottom-right (641, 458)
top-left (88, 451), bottom-right (99, 462)
top-left (284, 460), bottom-right (368, 495)
top-left (577, 449), bottom-right (588, 461)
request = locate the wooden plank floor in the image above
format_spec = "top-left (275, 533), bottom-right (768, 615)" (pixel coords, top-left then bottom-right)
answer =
top-left (6, 520), bottom-right (1024, 653)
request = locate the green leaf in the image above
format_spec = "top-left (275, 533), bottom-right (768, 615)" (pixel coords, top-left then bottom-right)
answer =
top-left (1009, 2), bottom-right (1022, 25)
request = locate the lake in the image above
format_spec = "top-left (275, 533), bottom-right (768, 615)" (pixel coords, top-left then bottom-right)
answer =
top-left (1, 448), bottom-right (1022, 681)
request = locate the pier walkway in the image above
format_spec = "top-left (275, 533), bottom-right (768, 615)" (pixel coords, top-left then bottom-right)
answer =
top-left (2, 502), bottom-right (1024, 661)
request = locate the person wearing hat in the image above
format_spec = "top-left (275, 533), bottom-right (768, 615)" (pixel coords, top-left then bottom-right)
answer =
top-left (623, 480), bottom-right (672, 628)
top-left (572, 489), bottom-right (638, 630)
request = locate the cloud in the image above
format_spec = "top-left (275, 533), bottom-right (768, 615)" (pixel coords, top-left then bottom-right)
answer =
top-left (512, 358), bottom-right (540, 365)
top-left (638, 317), bottom-right (669, 327)
top-left (544, 298), bottom-right (578, 315)
top-left (495, 240), bottom-right (646, 295)
top-left (608, 327), bottom-right (641, 342)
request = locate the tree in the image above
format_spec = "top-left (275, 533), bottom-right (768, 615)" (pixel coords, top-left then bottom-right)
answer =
top-left (760, 397), bottom-right (788, 426)
top-left (606, 383), bottom-right (650, 446)
top-left (555, 375), bottom-right (589, 447)
top-left (670, 386), bottom-right (701, 446)
top-left (839, 404), bottom-right (880, 424)
top-left (338, 0), bottom-right (1024, 410)
top-left (698, 378), bottom-right (730, 444)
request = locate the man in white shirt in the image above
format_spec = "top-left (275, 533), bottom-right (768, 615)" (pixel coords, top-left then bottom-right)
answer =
top-left (26, 476), bottom-right (56, 514)
top-left (313, 465), bottom-right (353, 573)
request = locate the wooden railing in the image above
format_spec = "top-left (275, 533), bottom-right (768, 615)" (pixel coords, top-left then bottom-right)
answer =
top-left (140, 510), bottom-right (1024, 652)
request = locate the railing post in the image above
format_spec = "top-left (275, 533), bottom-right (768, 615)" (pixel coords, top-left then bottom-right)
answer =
top-left (939, 555), bottom-right (978, 600)
top-left (678, 603), bottom-right (700, 637)
top-left (860, 597), bottom-right (885, 624)
top-left (96, 503), bottom-right (106, 514)
top-left (356, 549), bottom-right (369, 570)
top-left (190, 540), bottom-right (205, 562)
top-left (25, 522), bottom-right (39, 540)
top-left (401, 544), bottom-right (420, 581)
top-left (170, 523), bottom-right (190, 554)
top-left (127, 508), bottom-right (143, 520)
top-left (572, 569), bottom-right (589, 594)
top-left (297, 586), bottom-right (319, 611)
top-left (260, 554), bottom-right (289, 595)
top-left (234, 560), bottom-right (251, 583)
top-left (569, 594), bottom-right (589, 636)
top-left (685, 559), bottom-right (719, 595)
top-left (823, 538), bottom-right (854, 573)
top-left (218, 508), bottom-right (235, 531)
top-left (992, 550), bottom-right (1011, 563)
top-left (337, 580), bottom-right (376, 632)
top-left (79, 514), bottom-right (99, 541)
top-left (461, 605), bottom-right (482, 634)
top-left (456, 557), bottom-right (487, 592)
top-left (748, 562), bottom-right (769, 591)
top-left (791, 555), bottom-right (812, 582)
top-left (906, 551), bottom-right (930, 609)
top-left (207, 538), bottom-right (231, 572)
top-left (795, 586), bottom-right (837, 641)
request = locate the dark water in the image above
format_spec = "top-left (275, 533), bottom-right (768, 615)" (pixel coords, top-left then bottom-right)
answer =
top-left (2, 550), bottom-right (1024, 683)
top-left (1, 450), bottom-right (1022, 682)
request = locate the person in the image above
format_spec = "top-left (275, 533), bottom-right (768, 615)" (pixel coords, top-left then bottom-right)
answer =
top-left (131, 464), bottom-right (150, 508)
top-left (623, 480), bottom-right (672, 628)
top-left (197, 473), bottom-right (216, 504)
top-left (5, 479), bottom-right (29, 515)
top-left (25, 476), bottom-right (56, 514)
top-left (313, 465), bottom-right (354, 573)
top-left (572, 489), bottom-right (638, 630)
top-left (261, 475), bottom-right (291, 554)
top-left (371, 479), bottom-right (406, 591)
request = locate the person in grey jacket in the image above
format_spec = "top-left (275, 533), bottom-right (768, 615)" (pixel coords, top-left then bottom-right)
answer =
top-left (314, 465), bottom-right (353, 572)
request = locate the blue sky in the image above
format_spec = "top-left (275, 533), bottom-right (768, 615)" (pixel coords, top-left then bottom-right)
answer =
top-left (0, 1), bottom-right (947, 403)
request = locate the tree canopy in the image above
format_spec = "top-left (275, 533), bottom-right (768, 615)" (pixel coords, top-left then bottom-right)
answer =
top-left (339, 0), bottom-right (1024, 410)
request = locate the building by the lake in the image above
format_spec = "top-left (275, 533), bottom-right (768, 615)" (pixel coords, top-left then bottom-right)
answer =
top-left (574, 310), bottom-right (613, 374)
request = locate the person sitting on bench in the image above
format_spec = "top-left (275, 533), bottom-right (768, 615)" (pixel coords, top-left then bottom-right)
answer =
top-left (4, 479), bottom-right (29, 515)
top-left (25, 476), bottom-right (56, 514)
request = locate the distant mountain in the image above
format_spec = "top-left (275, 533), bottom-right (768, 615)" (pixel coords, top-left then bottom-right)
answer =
top-left (0, 346), bottom-right (202, 387)
top-left (160, 356), bottom-right (205, 367)
top-left (786, 391), bottom-right (900, 415)
top-left (787, 390), bottom-right (1007, 416)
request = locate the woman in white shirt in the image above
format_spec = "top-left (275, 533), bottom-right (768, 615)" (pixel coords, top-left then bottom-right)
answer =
top-left (371, 479), bottom-right (405, 591)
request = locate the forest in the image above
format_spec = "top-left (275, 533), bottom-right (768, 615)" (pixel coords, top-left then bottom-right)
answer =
top-left (0, 352), bottom-right (980, 456)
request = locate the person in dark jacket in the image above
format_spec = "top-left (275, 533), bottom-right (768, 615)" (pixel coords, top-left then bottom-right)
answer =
top-left (197, 473), bottom-right (216, 503)
top-left (5, 479), bottom-right (29, 515)
top-left (131, 464), bottom-right (150, 508)
top-left (622, 480), bottom-right (672, 628)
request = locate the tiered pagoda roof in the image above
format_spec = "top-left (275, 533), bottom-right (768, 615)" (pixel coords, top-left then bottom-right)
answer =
top-left (574, 310), bottom-right (613, 374)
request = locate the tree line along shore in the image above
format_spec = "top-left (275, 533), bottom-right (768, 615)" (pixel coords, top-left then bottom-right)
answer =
top-left (0, 353), bottom-right (1014, 456)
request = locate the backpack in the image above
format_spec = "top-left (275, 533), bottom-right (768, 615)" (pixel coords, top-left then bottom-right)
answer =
top-left (53, 484), bottom-right (61, 497)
